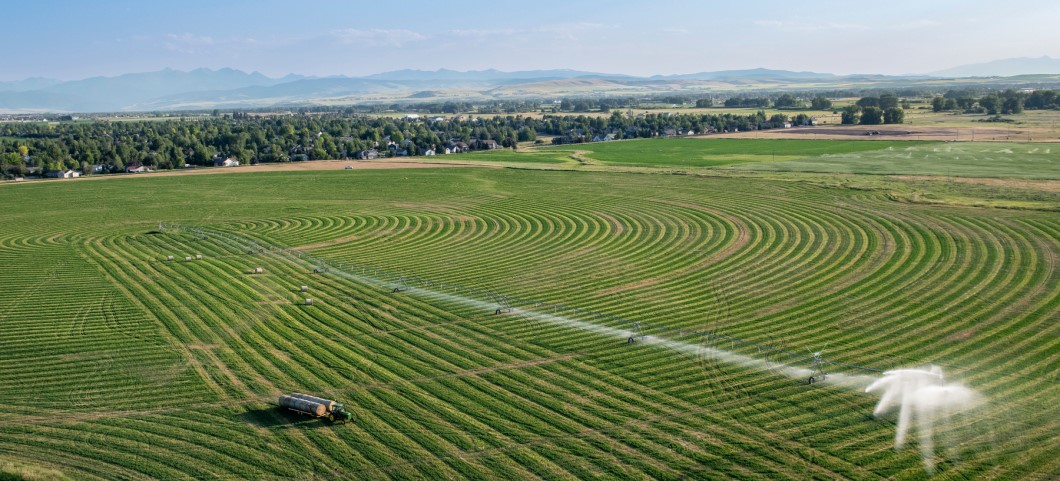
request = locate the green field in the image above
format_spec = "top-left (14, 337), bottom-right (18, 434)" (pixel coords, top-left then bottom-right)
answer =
top-left (448, 139), bottom-right (1060, 180)
top-left (1, 144), bottom-right (1058, 479)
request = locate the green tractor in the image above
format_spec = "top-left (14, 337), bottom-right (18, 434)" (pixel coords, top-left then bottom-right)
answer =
top-left (328, 403), bottom-right (353, 424)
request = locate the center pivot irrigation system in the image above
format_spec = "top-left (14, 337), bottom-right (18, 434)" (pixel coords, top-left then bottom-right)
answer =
top-left (158, 223), bottom-right (884, 384)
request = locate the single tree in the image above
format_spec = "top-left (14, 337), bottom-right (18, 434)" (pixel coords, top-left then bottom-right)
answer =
top-left (878, 94), bottom-right (899, 110)
top-left (931, 96), bottom-right (945, 112)
top-left (857, 97), bottom-right (880, 108)
top-left (979, 94), bottom-right (1000, 115)
top-left (883, 107), bottom-right (905, 124)
top-left (841, 106), bottom-right (861, 125)
top-left (860, 107), bottom-right (884, 125)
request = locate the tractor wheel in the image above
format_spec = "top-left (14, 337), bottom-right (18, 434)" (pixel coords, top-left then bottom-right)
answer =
top-left (807, 377), bottom-right (815, 385)
top-left (327, 414), bottom-right (335, 423)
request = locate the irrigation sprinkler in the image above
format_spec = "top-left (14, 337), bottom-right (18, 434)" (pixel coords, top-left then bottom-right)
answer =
top-left (391, 276), bottom-right (410, 293)
top-left (490, 292), bottom-right (513, 315)
top-left (627, 321), bottom-right (646, 344)
top-left (807, 350), bottom-right (828, 384)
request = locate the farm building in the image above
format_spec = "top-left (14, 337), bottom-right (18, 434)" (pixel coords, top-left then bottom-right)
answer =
top-left (357, 149), bottom-right (379, 160)
top-left (46, 169), bottom-right (80, 178)
top-left (214, 157), bottom-right (240, 167)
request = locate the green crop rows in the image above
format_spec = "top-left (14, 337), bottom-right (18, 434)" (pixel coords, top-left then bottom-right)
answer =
top-left (0, 154), bottom-right (1057, 479)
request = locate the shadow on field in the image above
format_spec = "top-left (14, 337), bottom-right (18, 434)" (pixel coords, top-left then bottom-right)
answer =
top-left (238, 407), bottom-right (332, 429)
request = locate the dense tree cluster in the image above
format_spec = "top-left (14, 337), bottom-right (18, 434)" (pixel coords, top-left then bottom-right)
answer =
top-left (0, 115), bottom-right (534, 177)
top-left (0, 109), bottom-right (822, 177)
top-left (723, 97), bottom-right (772, 108)
top-left (931, 89), bottom-right (1059, 115)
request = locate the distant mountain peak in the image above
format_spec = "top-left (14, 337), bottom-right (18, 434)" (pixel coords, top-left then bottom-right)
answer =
top-left (931, 56), bottom-right (1060, 77)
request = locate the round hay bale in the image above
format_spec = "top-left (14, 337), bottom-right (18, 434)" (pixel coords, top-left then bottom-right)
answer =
top-left (305, 298), bottom-right (313, 306)
top-left (278, 395), bottom-right (326, 417)
top-left (184, 256), bottom-right (192, 262)
top-left (254, 267), bottom-right (264, 274)
top-left (300, 285), bottom-right (308, 292)
top-left (195, 254), bottom-right (203, 260)
top-left (166, 256), bottom-right (174, 261)
top-left (291, 393), bottom-right (336, 412)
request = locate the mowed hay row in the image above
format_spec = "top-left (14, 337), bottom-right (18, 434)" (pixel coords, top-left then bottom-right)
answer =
top-left (0, 167), bottom-right (1056, 479)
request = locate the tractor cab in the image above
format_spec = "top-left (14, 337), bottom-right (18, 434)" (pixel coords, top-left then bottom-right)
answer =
top-left (330, 403), bottom-right (353, 423)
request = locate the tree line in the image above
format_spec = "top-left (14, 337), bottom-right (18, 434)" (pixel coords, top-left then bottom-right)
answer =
top-left (1, 110), bottom-right (824, 177)
top-left (931, 88), bottom-right (1060, 115)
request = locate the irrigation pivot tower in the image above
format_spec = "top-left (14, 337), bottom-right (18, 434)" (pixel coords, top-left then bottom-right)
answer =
top-left (807, 350), bottom-right (828, 384)
top-left (490, 293), bottom-right (513, 315)
top-left (627, 321), bottom-right (646, 344)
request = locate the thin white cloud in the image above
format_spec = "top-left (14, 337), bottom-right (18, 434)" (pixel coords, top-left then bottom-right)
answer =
top-left (755, 19), bottom-right (870, 32)
top-left (449, 28), bottom-right (518, 37)
top-left (892, 19), bottom-right (941, 30)
top-left (447, 22), bottom-right (607, 41)
top-left (330, 28), bottom-right (428, 47)
top-left (163, 33), bottom-right (216, 54)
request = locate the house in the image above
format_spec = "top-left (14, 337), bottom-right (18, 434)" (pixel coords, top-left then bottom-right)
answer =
top-left (92, 164), bottom-right (108, 174)
top-left (782, 123), bottom-right (792, 129)
top-left (126, 163), bottom-right (149, 173)
top-left (479, 139), bottom-right (499, 150)
top-left (215, 157), bottom-right (240, 167)
top-left (592, 134), bottom-right (616, 142)
top-left (448, 141), bottom-right (469, 153)
top-left (685, 129), bottom-right (696, 136)
top-left (46, 169), bottom-right (80, 179)
top-left (290, 154), bottom-right (309, 162)
top-left (13, 176), bottom-right (24, 182)
top-left (424, 149), bottom-right (436, 156)
top-left (25, 166), bottom-right (41, 176)
top-left (357, 149), bottom-right (379, 160)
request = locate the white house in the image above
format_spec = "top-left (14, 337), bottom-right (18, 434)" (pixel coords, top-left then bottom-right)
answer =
top-left (47, 169), bottom-right (80, 178)
top-left (215, 157), bottom-right (240, 167)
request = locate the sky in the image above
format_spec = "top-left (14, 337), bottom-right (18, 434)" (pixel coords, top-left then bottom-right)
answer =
top-left (4, 0), bottom-right (1060, 81)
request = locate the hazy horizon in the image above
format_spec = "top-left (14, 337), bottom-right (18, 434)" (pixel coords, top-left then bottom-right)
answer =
top-left (4, 0), bottom-right (1059, 81)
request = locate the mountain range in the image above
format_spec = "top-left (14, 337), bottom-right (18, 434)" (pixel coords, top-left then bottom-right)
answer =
top-left (1, 57), bottom-right (1058, 113)
top-left (931, 56), bottom-right (1060, 78)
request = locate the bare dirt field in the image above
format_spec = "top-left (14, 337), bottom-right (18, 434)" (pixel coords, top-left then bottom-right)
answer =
top-left (707, 124), bottom-right (1057, 142)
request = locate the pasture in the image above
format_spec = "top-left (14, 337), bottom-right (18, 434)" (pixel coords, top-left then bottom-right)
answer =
top-left (449, 138), bottom-right (1060, 180)
top-left (0, 147), bottom-right (1057, 480)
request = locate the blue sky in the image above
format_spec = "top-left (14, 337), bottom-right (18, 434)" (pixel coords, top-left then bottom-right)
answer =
top-left (4, 0), bottom-right (1059, 80)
